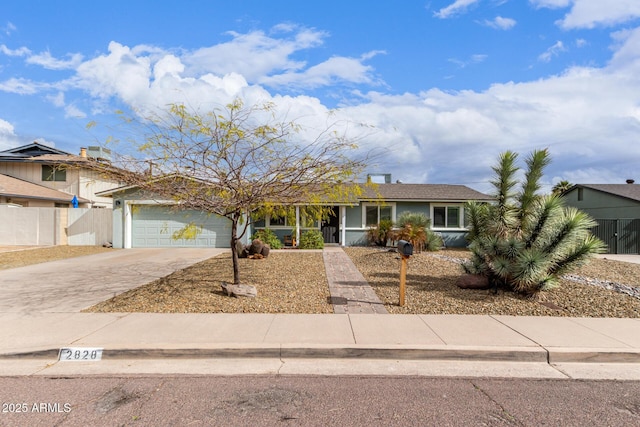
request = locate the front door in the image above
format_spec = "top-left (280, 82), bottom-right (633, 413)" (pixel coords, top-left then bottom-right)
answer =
top-left (321, 206), bottom-right (340, 244)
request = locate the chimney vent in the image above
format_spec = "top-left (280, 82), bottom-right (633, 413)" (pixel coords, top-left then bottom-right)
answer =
top-left (80, 147), bottom-right (87, 158)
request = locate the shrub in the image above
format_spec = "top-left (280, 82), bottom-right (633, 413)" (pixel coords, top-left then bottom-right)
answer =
top-left (424, 231), bottom-right (444, 252)
top-left (366, 219), bottom-right (394, 246)
top-left (298, 230), bottom-right (324, 249)
top-left (251, 228), bottom-right (282, 249)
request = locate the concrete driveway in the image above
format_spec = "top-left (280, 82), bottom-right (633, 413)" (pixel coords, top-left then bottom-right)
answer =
top-left (0, 248), bottom-right (226, 313)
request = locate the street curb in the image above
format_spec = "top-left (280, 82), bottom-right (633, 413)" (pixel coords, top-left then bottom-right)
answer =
top-left (548, 348), bottom-right (640, 364)
top-left (3, 346), bottom-right (638, 364)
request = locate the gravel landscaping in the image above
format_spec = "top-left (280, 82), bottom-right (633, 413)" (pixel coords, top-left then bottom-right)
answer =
top-left (0, 246), bottom-right (114, 270)
top-left (87, 251), bottom-right (333, 314)
top-left (344, 247), bottom-right (640, 318)
top-left (3, 245), bottom-right (639, 317)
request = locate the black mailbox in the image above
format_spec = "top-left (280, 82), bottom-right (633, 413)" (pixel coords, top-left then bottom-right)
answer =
top-left (397, 240), bottom-right (413, 258)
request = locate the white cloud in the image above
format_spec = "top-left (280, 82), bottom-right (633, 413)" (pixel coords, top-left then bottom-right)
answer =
top-left (2, 22), bottom-right (16, 36)
top-left (0, 44), bottom-right (31, 57)
top-left (538, 41), bottom-right (566, 62)
top-left (532, 0), bottom-right (640, 29)
top-left (529, 0), bottom-right (571, 8)
top-left (26, 51), bottom-right (84, 70)
top-left (64, 104), bottom-right (86, 119)
top-left (0, 118), bottom-right (20, 150)
top-left (183, 27), bottom-right (325, 82)
top-left (3, 23), bottom-right (640, 191)
top-left (483, 16), bottom-right (517, 30)
top-left (448, 54), bottom-right (488, 68)
top-left (434, 0), bottom-right (481, 19)
top-left (260, 52), bottom-right (382, 89)
top-left (0, 77), bottom-right (40, 94)
top-left (75, 41), bottom-right (152, 103)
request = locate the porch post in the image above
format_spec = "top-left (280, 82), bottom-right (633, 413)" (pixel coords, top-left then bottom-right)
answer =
top-left (295, 206), bottom-right (300, 247)
top-left (124, 201), bottom-right (132, 249)
top-left (341, 206), bottom-right (346, 246)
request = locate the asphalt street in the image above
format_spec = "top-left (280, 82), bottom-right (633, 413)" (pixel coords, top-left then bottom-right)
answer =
top-left (1, 375), bottom-right (639, 426)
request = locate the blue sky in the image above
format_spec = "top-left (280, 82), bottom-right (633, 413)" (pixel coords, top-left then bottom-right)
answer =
top-left (1, 0), bottom-right (640, 192)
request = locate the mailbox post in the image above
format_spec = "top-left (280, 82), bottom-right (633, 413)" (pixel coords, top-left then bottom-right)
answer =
top-left (397, 240), bottom-right (413, 306)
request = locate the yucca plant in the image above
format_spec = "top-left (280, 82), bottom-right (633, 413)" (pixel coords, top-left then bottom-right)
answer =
top-left (464, 149), bottom-right (606, 295)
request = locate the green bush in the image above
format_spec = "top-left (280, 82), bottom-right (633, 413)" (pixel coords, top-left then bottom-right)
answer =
top-left (251, 228), bottom-right (282, 249)
top-left (299, 230), bottom-right (324, 249)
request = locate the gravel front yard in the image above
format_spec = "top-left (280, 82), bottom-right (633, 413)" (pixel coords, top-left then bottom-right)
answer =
top-left (87, 251), bottom-right (333, 314)
top-left (2, 245), bottom-right (639, 317)
top-left (343, 247), bottom-right (640, 318)
top-left (0, 246), bottom-right (114, 270)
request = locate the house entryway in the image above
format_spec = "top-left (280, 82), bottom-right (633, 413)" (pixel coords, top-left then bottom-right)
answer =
top-left (321, 206), bottom-right (340, 244)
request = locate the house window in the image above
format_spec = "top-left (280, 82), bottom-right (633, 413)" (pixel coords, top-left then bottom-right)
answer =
top-left (268, 215), bottom-right (287, 227)
top-left (42, 165), bottom-right (66, 182)
top-left (363, 203), bottom-right (394, 226)
top-left (577, 188), bottom-right (583, 201)
top-left (432, 205), bottom-right (462, 228)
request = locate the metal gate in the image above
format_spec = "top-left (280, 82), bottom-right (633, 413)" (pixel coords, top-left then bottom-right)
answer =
top-left (591, 219), bottom-right (640, 254)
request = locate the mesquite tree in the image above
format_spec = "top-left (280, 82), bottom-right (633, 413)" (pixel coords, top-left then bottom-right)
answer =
top-left (463, 149), bottom-right (606, 295)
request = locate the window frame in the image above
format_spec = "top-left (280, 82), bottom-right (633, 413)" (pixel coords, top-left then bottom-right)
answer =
top-left (41, 165), bottom-right (67, 182)
top-left (431, 204), bottom-right (465, 230)
top-left (361, 202), bottom-right (396, 227)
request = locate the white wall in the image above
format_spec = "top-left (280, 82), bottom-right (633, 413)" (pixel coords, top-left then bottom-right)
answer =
top-left (0, 207), bottom-right (113, 246)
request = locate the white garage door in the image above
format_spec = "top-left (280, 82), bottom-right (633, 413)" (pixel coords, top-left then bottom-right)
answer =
top-left (131, 205), bottom-right (231, 248)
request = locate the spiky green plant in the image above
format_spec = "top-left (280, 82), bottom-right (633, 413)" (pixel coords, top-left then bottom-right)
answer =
top-left (464, 149), bottom-right (606, 295)
top-left (395, 212), bottom-right (442, 252)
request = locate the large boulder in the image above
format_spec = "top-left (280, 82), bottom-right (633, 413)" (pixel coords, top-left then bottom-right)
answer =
top-left (248, 238), bottom-right (270, 258)
top-left (260, 244), bottom-right (270, 258)
top-left (455, 274), bottom-right (490, 290)
top-left (248, 239), bottom-right (264, 255)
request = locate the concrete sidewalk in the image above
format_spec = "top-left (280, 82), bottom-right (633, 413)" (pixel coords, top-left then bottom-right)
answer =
top-left (1, 312), bottom-right (639, 379)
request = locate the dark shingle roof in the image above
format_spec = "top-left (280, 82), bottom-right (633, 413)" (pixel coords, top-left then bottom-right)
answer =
top-left (360, 183), bottom-right (493, 202)
top-left (576, 184), bottom-right (640, 202)
top-left (0, 142), bottom-right (72, 160)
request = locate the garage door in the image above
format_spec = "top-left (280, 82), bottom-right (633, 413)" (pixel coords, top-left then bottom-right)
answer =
top-left (132, 205), bottom-right (231, 248)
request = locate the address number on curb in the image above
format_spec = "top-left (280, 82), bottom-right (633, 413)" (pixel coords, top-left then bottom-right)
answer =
top-left (58, 347), bottom-right (103, 362)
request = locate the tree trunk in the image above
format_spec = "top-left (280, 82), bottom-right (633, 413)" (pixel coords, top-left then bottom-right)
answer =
top-left (230, 214), bottom-right (241, 285)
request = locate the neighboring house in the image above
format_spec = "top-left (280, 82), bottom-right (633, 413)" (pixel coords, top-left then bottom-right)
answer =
top-left (0, 142), bottom-right (120, 208)
top-left (561, 181), bottom-right (640, 254)
top-left (99, 177), bottom-right (493, 249)
top-left (0, 174), bottom-right (91, 207)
